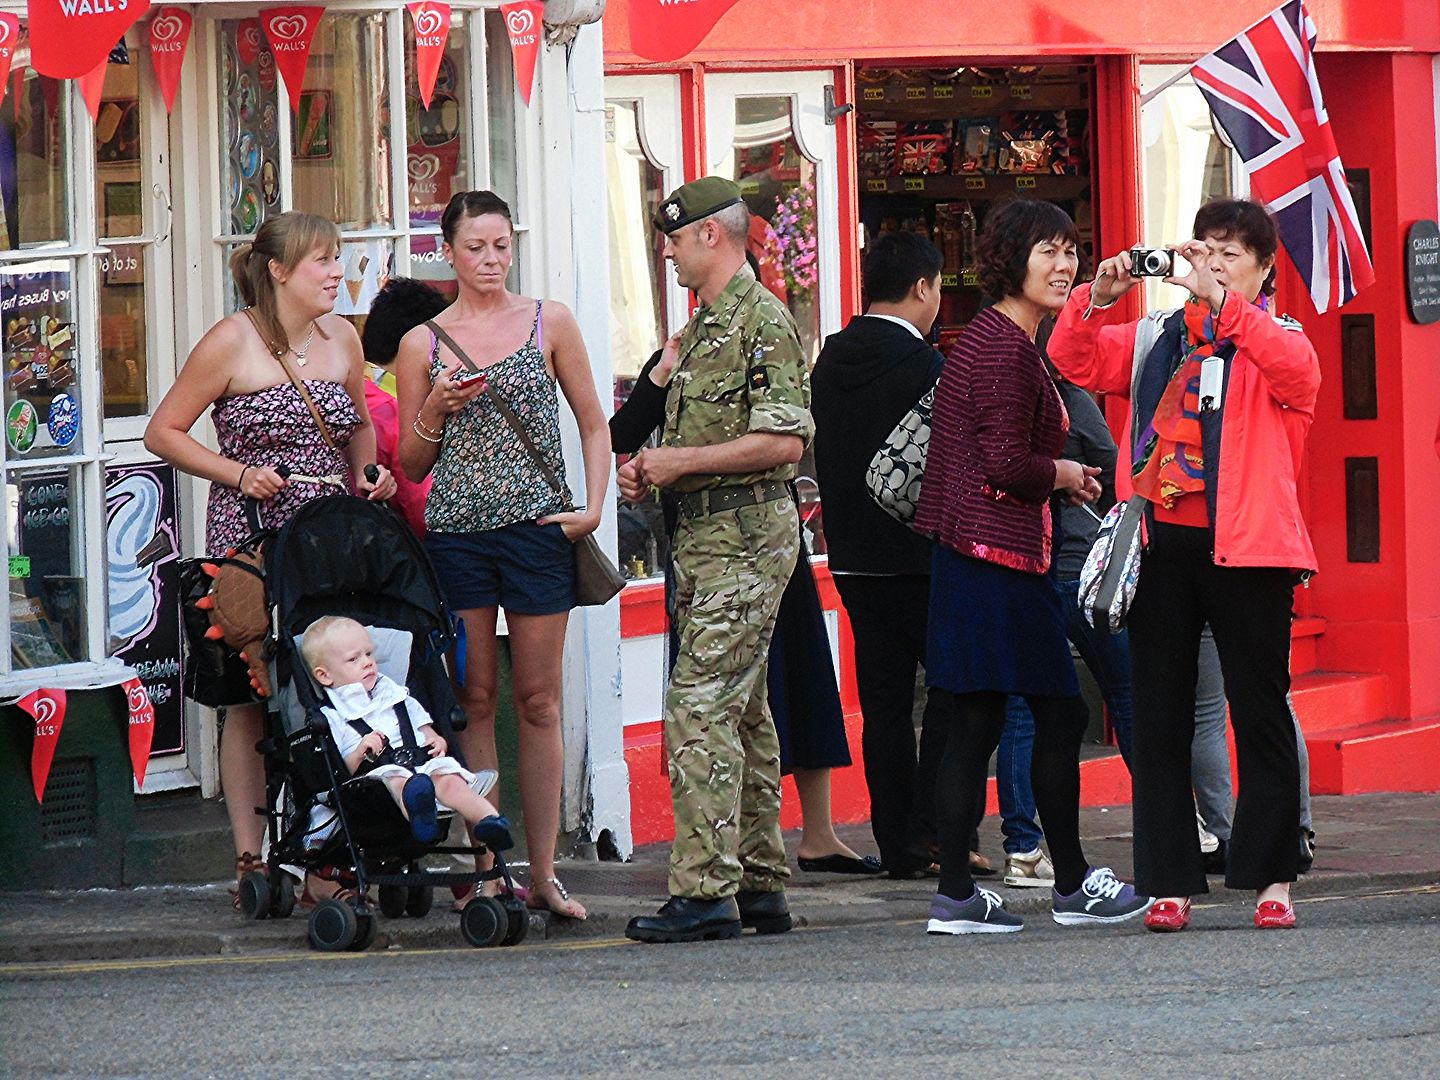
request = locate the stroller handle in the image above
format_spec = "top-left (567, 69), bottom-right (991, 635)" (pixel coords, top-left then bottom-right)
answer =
top-left (243, 465), bottom-right (292, 537)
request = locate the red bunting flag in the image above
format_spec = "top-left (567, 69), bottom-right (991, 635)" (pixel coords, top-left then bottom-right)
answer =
top-left (23, 0), bottom-right (150, 79)
top-left (406, 1), bottom-right (449, 111)
top-left (261, 5), bottom-right (324, 113)
top-left (77, 57), bottom-right (106, 122)
top-left (147, 7), bottom-right (192, 114)
top-left (500, 1), bottom-right (542, 107)
top-left (121, 678), bottom-right (156, 789)
top-left (626, 0), bottom-right (741, 63)
top-left (17, 688), bottom-right (67, 804)
top-left (0, 14), bottom-right (20, 102)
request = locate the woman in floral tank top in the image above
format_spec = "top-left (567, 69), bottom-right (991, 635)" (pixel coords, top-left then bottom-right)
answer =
top-left (146, 211), bottom-right (396, 905)
top-left (395, 191), bottom-right (610, 920)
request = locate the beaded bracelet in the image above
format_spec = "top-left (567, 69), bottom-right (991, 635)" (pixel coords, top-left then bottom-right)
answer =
top-left (415, 414), bottom-right (445, 437)
top-left (412, 419), bottom-right (442, 444)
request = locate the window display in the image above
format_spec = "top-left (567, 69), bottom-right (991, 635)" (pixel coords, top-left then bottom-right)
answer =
top-left (0, 64), bottom-right (70, 249)
top-left (2, 262), bottom-right (80, 461)
top-left (8, 467), bottom-right (89, 668)
top-left (220, 18), bottom-right (282, 237)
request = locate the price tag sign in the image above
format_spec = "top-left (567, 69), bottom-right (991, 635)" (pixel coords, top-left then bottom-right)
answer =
top-left (933, 85), bottom-right (954, 99)
top-left (904, 177), bottom-right (926, 192)
top-left (1015, 176), bottom-right (1038, 190)
top-left (1010, 84), bottom-right (1033, 99)
top-left (965, 176), bottom-right (987, 190)
top-left (863, 86), bottom-right (884, 101)
top-left (940, 273), bottom-right (959, 288)
top-left (971, 85), bottom-right (994, 99)
top-left (866, 178), bottom-right (889, 192)
top-left (9, 555), bottom-right (30, 578)
top-left (906, 85), bottom-right (927, 99)
top-left (962, 271), bottom-right (980, 287)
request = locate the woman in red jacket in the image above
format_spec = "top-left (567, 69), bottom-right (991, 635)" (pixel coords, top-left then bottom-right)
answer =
top-left (1048, 199), bottom-right (1320, 931)
top-left (915, 199), bottom-right (1152, 935)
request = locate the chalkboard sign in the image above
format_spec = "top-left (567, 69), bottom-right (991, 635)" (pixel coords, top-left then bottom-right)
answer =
top-left (1406, 219), bottom-right (1440, 325)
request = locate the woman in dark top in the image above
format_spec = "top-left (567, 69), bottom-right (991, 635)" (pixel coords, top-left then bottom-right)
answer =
top-left (613, 321), bottom-right (879, 875)
top-left (914, 199), bottom-right (1151, 935)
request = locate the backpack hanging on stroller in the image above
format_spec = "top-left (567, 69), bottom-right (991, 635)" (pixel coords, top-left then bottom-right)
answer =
top-left (233, 494), bottom-right (528, 952)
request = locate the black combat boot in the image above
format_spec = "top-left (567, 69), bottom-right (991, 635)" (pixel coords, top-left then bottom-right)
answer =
top-left (625, 895), bottom-right (742, 943)
top-left (736, 889), bottom-right (793, 934)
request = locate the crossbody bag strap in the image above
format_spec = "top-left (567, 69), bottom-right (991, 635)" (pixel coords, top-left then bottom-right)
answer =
top-left (424, 319), bottom-right (573, 511)
top-left (242, 307), bottom-right (340, 455)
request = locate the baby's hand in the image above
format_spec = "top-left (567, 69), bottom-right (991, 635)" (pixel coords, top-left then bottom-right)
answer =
top-left (425, 733), bottom-right (447, 758)
top-left (360, 732), bottom-right (387, 761)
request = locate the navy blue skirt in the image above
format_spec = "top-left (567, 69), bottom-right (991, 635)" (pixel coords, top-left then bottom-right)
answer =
top-left (927, 544), bottom-right (1080, 698)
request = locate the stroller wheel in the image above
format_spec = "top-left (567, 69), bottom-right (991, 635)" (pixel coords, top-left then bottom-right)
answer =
top-left (238, 871), bottom-right (271, 921)
top-left (378, 884), bottom-right (407, 919)
top-left (503, 900), bottom-right (529, 946)
top-left (308, 898), bottom-right (358, 951)
top-left (269, 871), bottom-right (296, 920)
top-left (406, 885), bottom-right (434, 918)
top-left (348, 912), bottom-right (378, 951)
top-left (459, 896), bottom-right (507, 948)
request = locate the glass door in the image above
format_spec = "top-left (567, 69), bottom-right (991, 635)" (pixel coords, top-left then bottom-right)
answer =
top-left (703, 71), bottom-right (843, 551)
top-left (604, 73), bottom-right (684, 582)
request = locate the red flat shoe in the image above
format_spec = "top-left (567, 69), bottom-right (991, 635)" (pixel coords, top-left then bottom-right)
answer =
top-left (1254, 900), bottom-right (1297, 929)
top-left (1144, 898), bottom-right (1191, 933)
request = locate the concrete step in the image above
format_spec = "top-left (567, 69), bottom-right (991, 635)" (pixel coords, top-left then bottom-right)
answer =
top-left (1306, 715), bottom-right (1440, 796)
top-left (123, 794), bottom-right (233, 886)
top-left (1291, 671), bottom-right (1390, 733)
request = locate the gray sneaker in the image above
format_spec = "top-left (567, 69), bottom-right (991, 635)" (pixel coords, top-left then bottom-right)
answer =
top-left (926, 887), bottom-right (1024, 935)
top-left (1051, 866), bottom-right (1153, 926)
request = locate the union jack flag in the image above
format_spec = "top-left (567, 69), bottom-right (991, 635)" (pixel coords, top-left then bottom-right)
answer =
top-left (1191, 0), bottom-right (1374, 313)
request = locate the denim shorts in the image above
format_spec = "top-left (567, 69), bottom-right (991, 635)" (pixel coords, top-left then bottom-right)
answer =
top-left (425, 521), bottom-right (575, 615)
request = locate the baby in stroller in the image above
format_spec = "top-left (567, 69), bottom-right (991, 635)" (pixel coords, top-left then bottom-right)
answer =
top-left (302, 615), bottom-right (512, 854)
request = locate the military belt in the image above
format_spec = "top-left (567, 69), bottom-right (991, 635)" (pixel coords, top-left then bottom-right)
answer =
top-left (676, 480), bottom-right (790, 518)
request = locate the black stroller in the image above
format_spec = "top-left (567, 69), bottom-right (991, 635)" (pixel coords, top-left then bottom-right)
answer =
top-left (232, 494), bottom-right (528, 952)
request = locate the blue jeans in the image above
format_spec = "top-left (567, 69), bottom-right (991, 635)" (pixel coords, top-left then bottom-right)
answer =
top-left (997, 577), bottom-right (1135, 855)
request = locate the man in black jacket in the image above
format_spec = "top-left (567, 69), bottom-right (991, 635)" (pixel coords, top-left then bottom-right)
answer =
top-left (811, 231), bottom-right (950, 878)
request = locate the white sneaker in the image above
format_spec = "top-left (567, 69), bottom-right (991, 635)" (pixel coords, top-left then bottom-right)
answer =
top-left (1003, 847), bottom-right (1056, 888)
top-left (1197, 812), bottom-right (1219, 855)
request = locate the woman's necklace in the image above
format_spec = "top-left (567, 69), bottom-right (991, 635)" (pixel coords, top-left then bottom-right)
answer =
top-left (286, 321), bottom-right (318, 367)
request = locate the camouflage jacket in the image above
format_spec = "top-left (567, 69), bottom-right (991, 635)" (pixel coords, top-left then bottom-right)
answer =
top-left (661, 270), bottom-right (813, 494)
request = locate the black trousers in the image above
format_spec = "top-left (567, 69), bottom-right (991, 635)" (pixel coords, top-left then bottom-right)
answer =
top-left (1128, 523), bottom-right (1300, 896)
top-left (833, 574), bottom-right (950, 871)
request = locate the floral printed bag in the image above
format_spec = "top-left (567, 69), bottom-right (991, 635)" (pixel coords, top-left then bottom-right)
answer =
top-left (865, 383), bottom-right (934, 525)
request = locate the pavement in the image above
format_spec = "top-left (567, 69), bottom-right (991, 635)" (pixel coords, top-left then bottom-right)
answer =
top-left (1, 791), bottom-right (1435, 966)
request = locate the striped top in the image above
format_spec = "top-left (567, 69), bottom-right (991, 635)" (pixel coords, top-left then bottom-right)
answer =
top-left (914, 307), bottom-right (1068, 575)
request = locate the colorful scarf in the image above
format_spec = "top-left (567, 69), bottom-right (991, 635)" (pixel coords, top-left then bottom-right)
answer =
top-left (1131, 298), bottom-right (1218, 509)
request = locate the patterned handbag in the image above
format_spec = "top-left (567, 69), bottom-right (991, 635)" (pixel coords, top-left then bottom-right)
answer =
top-left (1078, 498), bottom-right (1146, 633)
top-left (864, 383), bottom-right (934, 525)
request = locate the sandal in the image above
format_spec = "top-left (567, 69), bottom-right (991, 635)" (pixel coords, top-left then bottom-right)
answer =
top-left (526, 876), bottom-right (587, 920)
top-left (229, 852), bottom-right (263, 911)
top-left (297, 873), bottom-right (358, 910)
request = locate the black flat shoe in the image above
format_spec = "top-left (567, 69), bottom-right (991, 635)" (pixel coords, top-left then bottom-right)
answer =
top-left (736, 890), bottom-right (793, 934)
top-left (625, 895), bottom-right (741, 944)
top-left (796, 853), bottom-right (884, 875)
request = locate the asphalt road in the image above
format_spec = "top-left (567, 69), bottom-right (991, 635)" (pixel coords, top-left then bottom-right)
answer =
top-left (3, 883), bottom-right (1437, 1080)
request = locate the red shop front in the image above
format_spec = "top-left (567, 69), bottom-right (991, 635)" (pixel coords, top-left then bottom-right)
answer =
top-left (600, 1), bottom-right (1440, 846)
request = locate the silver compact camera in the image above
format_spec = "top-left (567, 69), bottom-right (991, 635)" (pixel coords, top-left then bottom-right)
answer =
top-left (1129, 247), bottom-right (1176, 277)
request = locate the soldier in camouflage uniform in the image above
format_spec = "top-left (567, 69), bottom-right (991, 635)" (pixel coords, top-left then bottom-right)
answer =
top-left (621, 177), bottom-right (813, 944)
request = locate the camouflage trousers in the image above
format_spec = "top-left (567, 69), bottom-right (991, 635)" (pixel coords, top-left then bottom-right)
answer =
top-left (665, 496), bottom-right (799, 899)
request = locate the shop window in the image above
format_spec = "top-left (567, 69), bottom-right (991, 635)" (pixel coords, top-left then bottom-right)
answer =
top-left (2, 260), bottom-right (81, 464)
top-left (290, 13), bottom-right (392, 230)
top-left (7, 466), bottom-right (90, 668)
top-left (334, 236), bottom-right (395, 318)
top-left (1140, 66), bottom-right (1238, 310)
top-left (606, 98), bottom-right (670, 581)
top-left (405, 11), bottom-right (473, 230)
top-left (0, 66), bottom-right (70, 249)
top-left (482, 9), bottom-right (517, 213)
top-left (219, 19), bottom-right (284, 238)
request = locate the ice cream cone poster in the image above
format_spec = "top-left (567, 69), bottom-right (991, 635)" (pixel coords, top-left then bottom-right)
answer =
top-left (500, 1), bottom-right (542, 107)
top-left (148, 6), bottom-right (192, 114)
top-left (23, 0), bottom-right (150, 79)
top-left (261, 5), bottom-right (324, 113)
top-left (407, 1), bottom-right (449, 111)
top-left (0, 15), bottom-right (21, 102)
top-left (17, 688), bottom-right (66, 803)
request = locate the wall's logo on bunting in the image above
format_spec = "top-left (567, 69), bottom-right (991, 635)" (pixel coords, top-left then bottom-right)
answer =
top-left (237, 18), bottom-right (264, 65)
top-left (261, 6), bottom-right (325, 113)
top-left (23, 0), bottom-right (151, 78)
top-left (499, 1), bottom-right (544, 107)
top-left (406, 1), bottom-right (450, 110)
top-left (147, 7), bottom-right (192, 114)
top-left (16, 688), bottom-right (67, 803)
top-left (627, 0), bottom-right (741, 63)
top-left (0, 13), bottom-right (20, 102)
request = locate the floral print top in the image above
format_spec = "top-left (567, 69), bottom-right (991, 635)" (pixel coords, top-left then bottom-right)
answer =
top-left (425, 302), bottom-right (570, 534)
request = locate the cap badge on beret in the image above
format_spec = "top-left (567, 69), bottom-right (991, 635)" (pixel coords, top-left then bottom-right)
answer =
top-left (663, 201), bottom-right (681, 222)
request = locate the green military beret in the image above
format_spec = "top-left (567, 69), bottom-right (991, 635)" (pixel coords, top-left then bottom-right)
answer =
top-left (654, 176), bottom-right (744, 234)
